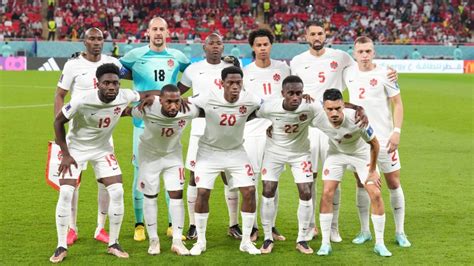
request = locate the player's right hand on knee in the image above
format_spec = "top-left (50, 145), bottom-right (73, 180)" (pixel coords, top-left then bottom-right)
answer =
top-left (58, 155), bottom-right (78, 178)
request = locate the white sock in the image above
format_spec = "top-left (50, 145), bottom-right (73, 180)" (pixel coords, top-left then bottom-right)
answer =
top-left (195, 212), bottom-right (209, 244)
top-left (96, 182), bottom-right (109, 233)
top-left (297, 199), bottom-right (313, 242)
top-left (187, 185), bottom-right (197, 225)
top-left (356, 187), bottom-right (371, 233)
top-left (224, 185), bottom-right (239, 227)
top-left (261, 196), bottom-right (275, 241)
top-left (170, 198), bottom-right (184, 241)
top-left (241, 211), bottom-right (255, 243)
top-left (69, 186), bottom-right (79, 231)
top-left (310, 181), bottom-right (317, 228)
top-left (107, 183), bottom-right (124, 246)
top-left (331, 185), bottom-right (341, 230)
top-left (319, 213), bottom-right (333, 245)
top-left (143, 196), bottom-right (158, 240)
top-left (371, 214), bottom-right (386, 245)
top-left (273, 188), bottom-right (279, 227)
top-left (56, 185), bottom-right (75, 248)
top-left (390, 187), bottom-right (405, 234)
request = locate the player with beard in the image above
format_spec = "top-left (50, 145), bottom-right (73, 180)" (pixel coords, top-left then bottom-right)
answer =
top-left (177, 33), bottom-right (243, 241)
top-left (120, 17), bottom-right (190, 242)
top-left (290, 21), bottom-right (397, 242)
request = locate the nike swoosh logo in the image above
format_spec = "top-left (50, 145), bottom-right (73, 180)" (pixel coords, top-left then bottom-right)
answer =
top-left (147, 223), bottom-right (156, 226)
top-left (348, 80), bottom-right (354, 82)
top-left (249, 78), bottom-right (256, 81)
top-left (304, 66), bottom-right (311, 69)
top-left (150, 121), bottom-right (158, 123)
top-left (113, 213), bottom-right (123, 216)
top-left (213, 106), bottom-right (218, 109)
top-left (391, 163), bottom-right (397, 166)
top-left (112, 167), bottom-right (118, 170)
top-left (275, 118), bottom-right (281, 120)
top-left (81, 72), bottom-right (88, 75)
top-left (58, 215), bottom-right (67, 217)
top-left (199, 72), bottom-right (205, 75)
top-left (91, 113), bottom-right (97, 116)
top-left (394, 207), bottom-right (402, 211)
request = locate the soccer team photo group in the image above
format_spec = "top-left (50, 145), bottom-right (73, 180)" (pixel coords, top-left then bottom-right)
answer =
top-left (0, 0), bottom-right (472, 265)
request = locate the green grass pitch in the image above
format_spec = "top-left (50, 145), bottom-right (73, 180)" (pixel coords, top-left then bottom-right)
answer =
top-left (0, 71), bottom-right (472, 264)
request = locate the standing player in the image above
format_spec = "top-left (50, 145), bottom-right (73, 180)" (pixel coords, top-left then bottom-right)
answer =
top-left (189, 66), bottom-right (262, 256)
top-left (128, 85), bottom-right (200, 255)
top-left (177, 33), bottom-right (242, 240)
top-left (290, 21), bottom-right (397, 241)
top-left (243, 28), bottom-right (289, 241)
top-left (257, 76), bottom-right (320, 254)
top-left (53, 27), bottom-right (121, 246)
top-left (120, 17), bottom-right (190, 241)
top-left (314, 89), bottom-right (391, 257)
top-left (344, 36), bottom-right (410, 247)
top-left (50, 64), bottom-right (154, 263)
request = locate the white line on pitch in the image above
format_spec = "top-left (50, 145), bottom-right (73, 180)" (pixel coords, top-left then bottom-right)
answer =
top-left (0, 103), bottom-right (53, 109)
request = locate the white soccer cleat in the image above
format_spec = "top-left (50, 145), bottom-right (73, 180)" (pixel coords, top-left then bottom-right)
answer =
top-left (240, 241), bottom-right (261, 255)
top-left (148, 239), bottom-right (160, 255)
top-left (330, 228), bottom-right (342, 243)
top-left (190, 241), bottom-right (206, 256)
top-left (171, 241), bottom-right (190, 256)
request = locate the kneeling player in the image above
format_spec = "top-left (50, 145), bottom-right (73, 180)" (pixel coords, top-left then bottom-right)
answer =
top-left (130, 85), bottom-right (200, 255)
top-left (50, 64), bottom-right (155, 263)
top-left (314, 89), bottom-right (391, 257)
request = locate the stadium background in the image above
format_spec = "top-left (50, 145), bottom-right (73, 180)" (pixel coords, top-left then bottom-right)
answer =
top-left (0, 0), bottom-right (473, 264)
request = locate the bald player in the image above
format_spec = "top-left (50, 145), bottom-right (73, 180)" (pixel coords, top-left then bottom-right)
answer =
top-left (120, 17), bottom-right (190, 241)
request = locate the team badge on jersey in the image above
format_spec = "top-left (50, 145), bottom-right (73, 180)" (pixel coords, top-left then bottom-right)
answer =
top-left (330, 61), bottom-right (338, 70)
top-left (114, 107), bottom-right (122, 115)
top-left (65, 103), bottom-right (71, 111)
top-left (178, 119), bottom-right (186, 128)
top-left (370, 78), bottom-right (378, 86)
top-left (273, 73), bottom-right (281, 82)
top-left (299, 113), bottom-right (308, 122)
top-left (366, 125), bottom-right (374, 137)
top-left (324, 168), bottom-right (330, 176)
top-left (167, 59), bottom-right (175, 68)
top-left (239, 105), bottom-right (247, 114)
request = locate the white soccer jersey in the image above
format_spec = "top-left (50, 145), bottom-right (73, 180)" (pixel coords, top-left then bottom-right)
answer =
top-left (311, 109), bottom-right (375, 155)
top-left (190, 89), bottom-right (261, 150)
top-left (131, 97), bottom-right (200, 154)
top-left (180, 60), bottom-right (233, 136)
top-left (243, 59), bottom-right (290, 136)
top-left (290, 48), bottom-right (354, 101)
top-left (343, 65), bottom-right (400, 141)
top-left (62, 89), bottom-right (139, 151)
top-left (57, 54), bottom-right (122, 98)
top-left (257, 99), bottom-right (324, 154)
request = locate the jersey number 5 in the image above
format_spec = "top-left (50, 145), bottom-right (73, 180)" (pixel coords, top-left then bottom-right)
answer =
top-left (154, 69), bottom-right (165, 82)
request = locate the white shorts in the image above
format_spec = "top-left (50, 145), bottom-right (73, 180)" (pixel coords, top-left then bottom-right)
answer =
top-left (185, 134), bottom-right (201, 171)
top-left (309, 127), bottom-right (329, 173)
top-left (137, 145), bottom-right (185, 195)
top-left (322, 152), bottom-right (370, 184)
top-left (261, 150), bottom-right (313, 184)
top-left (64, 147), bottom-right (122, 180)
top-left (243, 135), bottom-right (266, 174)
top-left (377, 141), bottom-right (401, 173)
top-left (194, 146), bottom-right (256, 190)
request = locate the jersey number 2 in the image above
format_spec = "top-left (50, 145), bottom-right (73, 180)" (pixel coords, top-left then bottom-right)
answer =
top-left (154, 69), bottom-right (165, 82)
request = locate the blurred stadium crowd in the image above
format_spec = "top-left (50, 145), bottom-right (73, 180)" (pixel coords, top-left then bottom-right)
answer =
top-left (0, 0), bottom-right (472, 45)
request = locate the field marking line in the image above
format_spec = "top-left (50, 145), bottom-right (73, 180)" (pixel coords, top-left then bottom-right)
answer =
top-left (0, 103), bottom-right (53, 109)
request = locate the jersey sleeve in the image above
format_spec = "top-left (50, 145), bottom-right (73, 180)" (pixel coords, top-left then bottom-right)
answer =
top-left (174, 49), bottom-right (191, 72)
top-left (255, 102), bottom-right (268, 119)
top-left (111, 57), bottom-right (123, 68)
top-left (179, 66), bottom-right (193, 87)
top-left (131, 106), bottom-right (145, 119)
top-left (123, 89), bottom-right (141, 103)
top-left (360, 124), bottom-right (375, 142)
top-left (57, 60), bottom-right (74, 91)
top-left (119, 49), bottom-right (137, 71)
top-left (187, 103), bottom-right (201, 119)
top-left (62, 97), bottom-right (81, 120)
top-left (279, 60), bottom-right (291, 77)
top-left (188, 93), bottom-right (207, 108)
top-left (341, 51), bottom-right (355, 69)
top-left (383, 68), bottom-right (401, 98)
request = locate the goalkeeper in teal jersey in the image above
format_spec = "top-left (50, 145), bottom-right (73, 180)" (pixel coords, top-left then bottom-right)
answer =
top-left (120, 17), bottom-right (190, 242)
